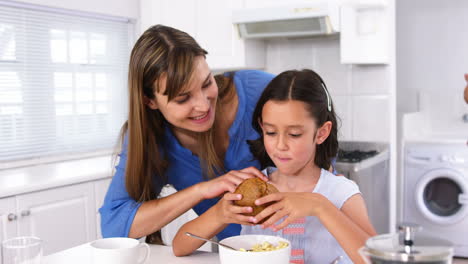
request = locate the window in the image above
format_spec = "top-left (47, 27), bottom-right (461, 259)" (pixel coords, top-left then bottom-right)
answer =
top-left (0, 2), bottom-right (133, 165)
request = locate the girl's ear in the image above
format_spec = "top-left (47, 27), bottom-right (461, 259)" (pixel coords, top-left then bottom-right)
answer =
top-left (143, 95), bottom-right (158, 110)
top-left (316, 121), bottom-right (332, 144)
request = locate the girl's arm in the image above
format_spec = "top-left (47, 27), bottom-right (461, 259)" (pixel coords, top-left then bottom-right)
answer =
top-left (314, 194), bottom-right (376, 264)
top-left (172, 192), bottom-right (255, 256)
top-left (253, 192), bottom-right (376, 264)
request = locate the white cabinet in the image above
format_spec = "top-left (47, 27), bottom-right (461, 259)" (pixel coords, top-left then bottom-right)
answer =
top-left (0, 197), bottom-right (17, 262)
top-left (94, 178), bottom-right (111, 239)
top-left (0, 182), bottom-right (98, 256)
top-left (340, 3), bottom-right (390, 64)
top-left (140, 0), bottom-right (265, 70)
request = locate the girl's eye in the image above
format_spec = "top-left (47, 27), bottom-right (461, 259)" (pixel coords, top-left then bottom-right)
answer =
top-left (202, 80), bottom-right (212, 89)
top-left (265, 131), bottom-right (276, 136)
top-left (175, 95), bottom-right (189, 104)
top-left (290, 134), bottom-right (302, 138)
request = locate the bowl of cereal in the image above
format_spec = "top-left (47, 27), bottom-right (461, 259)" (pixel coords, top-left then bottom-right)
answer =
top-left (218, 235), bottom-right (291, 264)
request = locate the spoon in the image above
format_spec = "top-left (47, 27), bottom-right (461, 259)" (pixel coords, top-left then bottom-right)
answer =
top-left (185, 232), bottom-right (240, 251)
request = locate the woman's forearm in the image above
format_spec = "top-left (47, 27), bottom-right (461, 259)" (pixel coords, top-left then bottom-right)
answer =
top-left (172, 205), bottom-right (227, 256)
top-left (317, 199), bottom-right (372, 264)
top-left (128, 183), bottom-right (205, 238)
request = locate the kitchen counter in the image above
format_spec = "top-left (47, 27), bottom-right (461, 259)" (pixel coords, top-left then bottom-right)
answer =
top-left (43, 243), bottom-right (468, 264)
top-left (0, 156), bottom-right (112, 198)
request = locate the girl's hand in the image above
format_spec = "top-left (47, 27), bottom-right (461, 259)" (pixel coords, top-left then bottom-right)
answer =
top-left (197, 167), bottom-right (268, 200)
top-left (213, 193), bottom-right (256, 226)
top-left (252, 192), bottom-right (327, 231)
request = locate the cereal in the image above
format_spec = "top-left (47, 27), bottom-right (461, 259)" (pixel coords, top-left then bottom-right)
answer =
top-left (239, 241), bottom-right (289, 252)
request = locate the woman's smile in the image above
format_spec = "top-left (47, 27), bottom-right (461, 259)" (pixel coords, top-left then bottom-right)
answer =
top-left (189, 107), bottom-right (212, 124)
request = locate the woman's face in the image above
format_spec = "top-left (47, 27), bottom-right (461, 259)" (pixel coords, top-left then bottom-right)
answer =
top-left (147, 56), bottom-right (218, 133)
top-left (260, 100), bottom-right (320, 175)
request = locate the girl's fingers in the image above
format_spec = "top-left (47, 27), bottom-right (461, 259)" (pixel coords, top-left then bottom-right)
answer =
top-left (253, 201), bottom-right (282, 224)
top-left (271, 216), bottom-right (293, 231)
top-left (262, 210), bottom-right (288, 229)
top-left (255, 193), bottom-right (282, 206)
top-left (261, 208), bottom-right (288, 229)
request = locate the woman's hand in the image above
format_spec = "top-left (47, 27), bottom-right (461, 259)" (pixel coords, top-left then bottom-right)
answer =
top-left (196, 167), bottom-right (268, 200)
top-left (252, 192), bottom-right (328, 231)
top-left (213, 192), bottom-right (256, 226)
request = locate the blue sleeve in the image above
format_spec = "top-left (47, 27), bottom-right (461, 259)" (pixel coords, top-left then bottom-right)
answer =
top-left (99, 137), bottom-right (142, 238)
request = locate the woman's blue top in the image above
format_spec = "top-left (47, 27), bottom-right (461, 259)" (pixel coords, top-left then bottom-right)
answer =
top-left (99, 70), bottom-right (275, 240)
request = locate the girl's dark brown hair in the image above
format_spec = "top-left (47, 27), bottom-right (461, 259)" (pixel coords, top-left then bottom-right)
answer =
top-left (248, 69), bottom-right (339, 170)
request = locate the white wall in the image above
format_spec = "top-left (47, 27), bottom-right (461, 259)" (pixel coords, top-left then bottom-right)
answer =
top-left (397, 0), bottom-right (468, 137)
top-left (264, 36), bottom-right (393, 142)
top-left (13, 0), bottom-right (139, 18)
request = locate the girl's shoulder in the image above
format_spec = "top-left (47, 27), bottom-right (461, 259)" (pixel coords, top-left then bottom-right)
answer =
top-left (316, 169), bottom-right (361, 208)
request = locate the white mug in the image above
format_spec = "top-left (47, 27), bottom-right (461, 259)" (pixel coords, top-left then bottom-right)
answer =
top-left (90, 237), bottom-right (150, 264)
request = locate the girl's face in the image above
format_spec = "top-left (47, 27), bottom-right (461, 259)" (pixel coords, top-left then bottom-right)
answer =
top-left (146, 56), bottom-right (218, 133)
top-left (260, 100), bottom-right (328, 175)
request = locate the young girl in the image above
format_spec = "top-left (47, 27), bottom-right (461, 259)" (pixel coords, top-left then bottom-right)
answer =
top-left (172, 69), bottom-right (376, 264)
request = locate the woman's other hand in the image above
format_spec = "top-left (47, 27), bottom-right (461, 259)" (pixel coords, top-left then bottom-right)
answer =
top-left (196, 167), bottom-right (268, 200)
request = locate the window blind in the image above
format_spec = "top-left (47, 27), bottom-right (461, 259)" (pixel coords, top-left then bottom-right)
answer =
top-left (0, 2), bottom-right (133, 165)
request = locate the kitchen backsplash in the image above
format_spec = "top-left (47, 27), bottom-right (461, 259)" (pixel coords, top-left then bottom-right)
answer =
top-left (264, 36), bottom-right (392, 142)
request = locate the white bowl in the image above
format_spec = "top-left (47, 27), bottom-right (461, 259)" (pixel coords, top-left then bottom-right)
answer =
top-left (218, 235), bottom-right (291, 264)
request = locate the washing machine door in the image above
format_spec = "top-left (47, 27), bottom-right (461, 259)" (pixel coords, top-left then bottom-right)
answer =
top-left (415, 168), bottom-right (468, 225)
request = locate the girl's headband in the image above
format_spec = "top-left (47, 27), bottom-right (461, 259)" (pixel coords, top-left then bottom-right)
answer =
top-left (321, 82), bottom-right (332, 112)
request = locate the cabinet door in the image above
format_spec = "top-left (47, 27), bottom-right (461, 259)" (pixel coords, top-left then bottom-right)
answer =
top-left (140, 0), bottom-right (265, 70)
top-left (196, 0), bottom-right (264, 70)
top-left (94, 178), bottom-right (111, 239)
top-left (0, 197), bottom-right (17, 262)
top-left (140, 0), bottom-right (196, 36)
top-left (16, 182), bottom-right (96, 255)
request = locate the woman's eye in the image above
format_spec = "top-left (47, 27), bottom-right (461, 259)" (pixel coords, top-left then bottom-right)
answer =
top-left (202, 80), bottom-right (212, 89)
top-left (175, 95), bottom-right (189, 104)
top-left (265, 132), bottom-right (276, 136)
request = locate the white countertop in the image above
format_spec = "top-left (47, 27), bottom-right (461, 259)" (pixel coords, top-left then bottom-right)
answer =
top-left (0, 156), bottom-right (113, 198)
top-left (43, 243), bottom-right (468, 264)
top-left (44, 244), bottom-right (219, 264)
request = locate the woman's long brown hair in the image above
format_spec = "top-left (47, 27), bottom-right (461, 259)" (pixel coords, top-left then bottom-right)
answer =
top-left (118, 24), bottom-right (235, 204)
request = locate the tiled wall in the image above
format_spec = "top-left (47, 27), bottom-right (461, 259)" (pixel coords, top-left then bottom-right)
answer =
top-left (264, 36), bottom-right (392, 142)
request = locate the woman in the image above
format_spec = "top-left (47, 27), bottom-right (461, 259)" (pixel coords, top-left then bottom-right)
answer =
top-left (99, 24), bottom-right (274, 242)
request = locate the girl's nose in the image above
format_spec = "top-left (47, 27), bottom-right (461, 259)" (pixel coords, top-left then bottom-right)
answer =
top-left (276, 135), bottom-right (288, 151)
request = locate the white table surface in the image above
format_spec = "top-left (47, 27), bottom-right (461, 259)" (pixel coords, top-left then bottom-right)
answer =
top-left (43, 243), bottom-right (468, 264)
top-left (44, 243), bottom-right (219, 264)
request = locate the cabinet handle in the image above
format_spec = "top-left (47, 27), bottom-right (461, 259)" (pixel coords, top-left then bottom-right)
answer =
top-left (21, 210), bottom-right (31, 217)
top-left (7, 213), bottom-right (17, 221)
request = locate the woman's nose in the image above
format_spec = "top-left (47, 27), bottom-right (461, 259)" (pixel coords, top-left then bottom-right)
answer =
top-left (193, 90), bottom-right (210, 111)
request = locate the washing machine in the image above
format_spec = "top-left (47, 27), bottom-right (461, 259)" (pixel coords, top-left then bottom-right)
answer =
top-left (403, 142), bottom-right (468, 257)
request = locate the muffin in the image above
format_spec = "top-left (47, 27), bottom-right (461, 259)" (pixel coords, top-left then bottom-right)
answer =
top-left (234, 178), bottom-right (279, 223)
